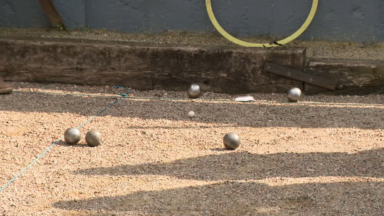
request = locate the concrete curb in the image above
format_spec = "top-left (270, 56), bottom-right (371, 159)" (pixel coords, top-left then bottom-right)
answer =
top-left (0, 37), bottom-right (305, 94)
top-left (305, 58), bottom-right (384, 95)
top-left (1, 37), bottom-right (384, 95)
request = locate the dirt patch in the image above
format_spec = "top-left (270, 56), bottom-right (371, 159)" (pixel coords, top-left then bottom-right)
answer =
top-left (1, 82), bottom-right (384, 215)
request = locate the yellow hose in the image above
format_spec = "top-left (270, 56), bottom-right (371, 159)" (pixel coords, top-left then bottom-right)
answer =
top-left (206, 0), bottom-right (319, 47)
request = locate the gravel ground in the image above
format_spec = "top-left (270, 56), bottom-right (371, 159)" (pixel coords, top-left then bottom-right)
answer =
top-left (1, 82), bottom-right (384, 215)
top-left (2, 27), bottom-right (384, 61)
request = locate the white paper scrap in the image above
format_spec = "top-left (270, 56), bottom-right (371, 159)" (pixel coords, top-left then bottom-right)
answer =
top-left (235, 96), bottom-right (256, 102)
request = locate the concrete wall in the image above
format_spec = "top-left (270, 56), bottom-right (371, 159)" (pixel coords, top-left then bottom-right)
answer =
top-left (1, 0), bottom-right (384, 42)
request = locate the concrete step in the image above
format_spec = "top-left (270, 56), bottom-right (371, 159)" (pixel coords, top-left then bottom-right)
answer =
top-left (0, 37), bottom-right (305, 94)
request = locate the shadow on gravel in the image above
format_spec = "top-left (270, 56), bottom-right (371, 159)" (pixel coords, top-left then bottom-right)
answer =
top-left (53, 180), bottom-right (384, 215)
top-left (1, 90), bottom-right (384, 129)
top-left (52, 148), bottom-right (384, 215)
top-left (74, 148), bottom-right (384, 181)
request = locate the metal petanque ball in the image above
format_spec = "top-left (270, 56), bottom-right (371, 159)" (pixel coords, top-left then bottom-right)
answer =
top-left (187, 83), bottom-right (201, 99)
top-left (223, 133), bottom-right (241, 150)
top-left (287, 87), bottom-right (302, 102)
top-left (85, 130), bottom-right (102, 147)
top-left (64, 128), bottom-right (81, 145)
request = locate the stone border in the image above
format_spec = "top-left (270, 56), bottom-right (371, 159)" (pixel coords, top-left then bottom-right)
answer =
top-left (2, 37), bottom-right (384, 95)
top-left (0, 37), bottom-right (305, 94)
top-left (305, 58), bottom-right (384, 95)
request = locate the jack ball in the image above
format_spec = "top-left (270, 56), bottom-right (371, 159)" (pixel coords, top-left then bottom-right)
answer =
top-left (188, 111), bottom-right (195, 118)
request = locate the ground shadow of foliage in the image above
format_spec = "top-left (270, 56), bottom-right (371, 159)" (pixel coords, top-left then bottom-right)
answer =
top-left (53, 180), bottom-right (384, 215)
top-left (1, 91), bottom-right (384, 129)
top-left (74, 148), bottom-right (384, 181)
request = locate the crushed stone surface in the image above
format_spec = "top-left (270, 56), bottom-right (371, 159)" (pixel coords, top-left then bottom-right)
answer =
top-left (1, 82), bottom-right (384, 215)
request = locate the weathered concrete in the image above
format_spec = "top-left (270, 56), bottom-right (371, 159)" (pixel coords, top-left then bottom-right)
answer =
top-left (305, 59), bottom-right (384, 95)
top-left (2, 37), bottom-right (384, 95)
top-left (1, 0), bottom-right (384, 42)
top-left (0, 37), bottom-right (305, 94)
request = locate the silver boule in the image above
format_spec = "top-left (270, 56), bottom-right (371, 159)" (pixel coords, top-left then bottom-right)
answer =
top-left (223, 133), bottom-right (241, 150)
top-left (187, 83), bottom-right (201, 99)
top-left (287, 87), bottom-right (302, 102)
top-left (85, 129), bottom-right (102, 147)
top-left (64, 128), bottom-right (81, 145)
